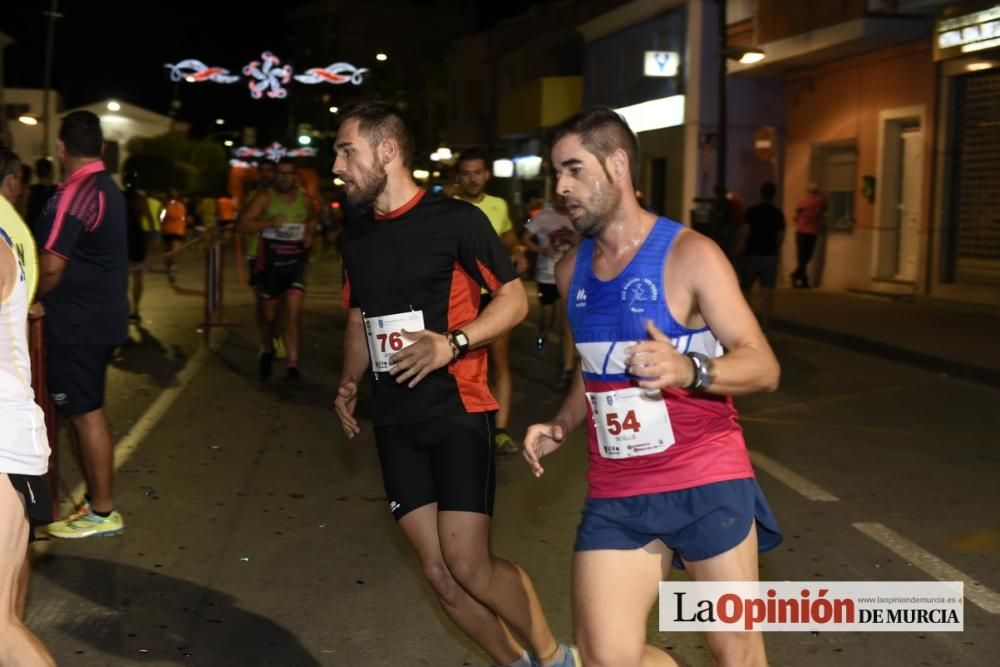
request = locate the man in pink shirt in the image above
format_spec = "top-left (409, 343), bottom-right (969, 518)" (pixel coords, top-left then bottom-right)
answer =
top-left (790, 183), bottom-right (825, 288)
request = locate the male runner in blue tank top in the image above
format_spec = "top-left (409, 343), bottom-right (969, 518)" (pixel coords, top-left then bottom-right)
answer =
top-left (524, 108), bottom-right (782, 666)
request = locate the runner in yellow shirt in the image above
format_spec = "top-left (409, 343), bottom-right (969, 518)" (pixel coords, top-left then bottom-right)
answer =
top-left (0, 148), bottom-right (38, 302)
top-left (455, 149), bottom-right (528, 456)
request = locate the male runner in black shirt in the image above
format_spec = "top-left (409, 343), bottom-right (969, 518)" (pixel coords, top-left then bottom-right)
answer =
top-left (333, 103), bottom-right (574, 667)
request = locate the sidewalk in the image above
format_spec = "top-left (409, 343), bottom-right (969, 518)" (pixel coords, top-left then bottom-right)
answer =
top-left (769, 288), bottom-right (1000, 387)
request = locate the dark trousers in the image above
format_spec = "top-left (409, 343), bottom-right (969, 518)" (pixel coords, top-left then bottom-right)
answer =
top-left (792, 232), bottom-right (818, 287)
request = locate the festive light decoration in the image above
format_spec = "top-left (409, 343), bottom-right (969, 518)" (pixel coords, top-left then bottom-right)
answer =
top-left (233, 142), bottom-right (317, 163)
top-left (294, 62), bottom-right (369, 85)
top-left (165, 53), bottom-right (371, 99)
top-left (242, 51), bottom-right (292, 99)
top-left (164, 59), bottom-right (240, 83)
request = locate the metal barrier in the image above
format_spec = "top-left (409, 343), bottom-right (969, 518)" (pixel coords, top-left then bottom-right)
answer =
top-left (201, 225), bottom-right (242, 342)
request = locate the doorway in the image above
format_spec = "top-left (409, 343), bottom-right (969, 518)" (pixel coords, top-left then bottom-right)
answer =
top-left (874, 107), bottom-right (925, 284)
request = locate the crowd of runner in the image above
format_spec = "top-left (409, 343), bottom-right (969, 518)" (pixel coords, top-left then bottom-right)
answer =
top-left (1, 103), bottom-right (782, 667)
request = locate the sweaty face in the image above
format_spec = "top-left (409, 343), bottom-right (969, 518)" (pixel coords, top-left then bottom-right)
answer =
top-left (275, 166), bottom-right (298, 193)
top-left (333, 119), bottom-right (388, 206)
top-left (455, 159), bottom-right (488, 199)
top-left (551, 134), bottom-right (620, 237)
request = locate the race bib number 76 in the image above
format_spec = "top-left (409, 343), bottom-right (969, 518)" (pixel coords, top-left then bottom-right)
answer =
top-left (364, 310), bottom-right (425, 373)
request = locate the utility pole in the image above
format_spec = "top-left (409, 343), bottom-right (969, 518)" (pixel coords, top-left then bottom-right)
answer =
top-left (42, 0), bottom-right (63, 158)
top-left (715, 0), bottom-right (728, 247)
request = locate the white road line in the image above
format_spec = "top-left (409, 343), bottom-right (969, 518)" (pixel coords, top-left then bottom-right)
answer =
top-left (104, 344), bottom-right (213, 475)
top-left (68, 345), bottom-right (213, 501)
top-left (35, 344), bottom-right (213, 555)
top-left (748, 450), bottom-right (840, 502)
top-left (854, 522), bottom-right (1000, 614)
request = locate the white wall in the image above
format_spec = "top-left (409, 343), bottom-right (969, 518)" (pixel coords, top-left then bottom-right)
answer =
top-left (5, 89), bottom-right (61, 165)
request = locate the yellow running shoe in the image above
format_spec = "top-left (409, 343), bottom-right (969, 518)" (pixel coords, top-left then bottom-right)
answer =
top-left (48, 509), bottom-right (124, 539)
top-left (494, 429), bottom-right (519, 456)
top-left (273, 336), bottom-right (287, 359)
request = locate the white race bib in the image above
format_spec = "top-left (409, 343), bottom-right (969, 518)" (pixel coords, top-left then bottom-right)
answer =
top-left (364, 310), bottom-right (425, 373)
top-left (587, 387), bottom-right (675, 459)
top-left (261, 222), bottom-right (305, 241)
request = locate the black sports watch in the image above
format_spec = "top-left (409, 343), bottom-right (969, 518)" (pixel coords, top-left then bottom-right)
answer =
top-left (449, 330), bottom-right (471, 359)
top-left (685, 352), bottom-right (714, 391)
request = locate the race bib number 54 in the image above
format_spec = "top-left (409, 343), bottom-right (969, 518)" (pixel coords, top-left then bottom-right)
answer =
top-left (587, 387), bottom-right (675, 459)
top-left (364, 310), bottom-right (425, 373)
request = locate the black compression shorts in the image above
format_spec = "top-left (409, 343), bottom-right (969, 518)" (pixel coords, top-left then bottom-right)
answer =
top-left (537, 282), bottom-right (560, 305)
top-left (374, 412), bottom-right (497, 521)
top-left (5, 473), bottom-right (54, 543)
top-left (257, 261), bottom-right (306, 301)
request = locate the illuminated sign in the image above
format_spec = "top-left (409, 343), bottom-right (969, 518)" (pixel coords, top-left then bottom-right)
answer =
top-left (935, 5), bottom-right (1000, 60)
top-left (644, 51), bottom-right (680, 77)
top-left (614, 95), bottom-right (686, 133)
top-left (514, 155), bottom-right (543, 179)
top-left (492, 159), bottom-right (514, 178)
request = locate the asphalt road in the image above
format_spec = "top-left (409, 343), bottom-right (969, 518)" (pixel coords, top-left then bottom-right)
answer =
top-left (25, 248), bottom-right (1000, 666)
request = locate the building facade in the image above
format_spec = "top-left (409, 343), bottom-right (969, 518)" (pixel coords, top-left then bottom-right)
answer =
top-left (732, 0), bottom-right (1000, 305)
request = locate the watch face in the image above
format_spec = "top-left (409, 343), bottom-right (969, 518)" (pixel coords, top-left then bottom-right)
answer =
top-left (454, 332), bottom-right (469, 348)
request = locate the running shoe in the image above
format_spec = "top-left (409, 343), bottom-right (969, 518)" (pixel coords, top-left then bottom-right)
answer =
top-left (494, 429), bottom-right (519, 456)
top-left (531, 644), bottom-right (579, 667)
top-left (274, 336), bottom-right (287, 360)
top-left (48, 509), bottom-right (124, 539)
top-left (258, 350), bottom-right (275, 380)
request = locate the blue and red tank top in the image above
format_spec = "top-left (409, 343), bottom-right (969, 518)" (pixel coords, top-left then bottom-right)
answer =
top-left (567, 217), bottom-right (754, 498)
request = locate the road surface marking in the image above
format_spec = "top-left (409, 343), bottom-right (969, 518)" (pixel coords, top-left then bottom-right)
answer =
top-left (35, 343), bottom-right (214, 555)
top-left (854, 521), bottom-right (1000, 614)
top-left (105, 344), bottom-right (212, 473)
top-left (949, 528), bottom-right (1000, 556)
top-left (749, 450), bottom-right (839, 501)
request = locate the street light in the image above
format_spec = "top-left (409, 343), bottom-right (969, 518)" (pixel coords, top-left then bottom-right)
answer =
top-left (17, 115), bottom-right (39, 126)
top-left (298, 135), bottom-right (312, 146)
top-left (735, 48), bottom-right (765, 65)
top-left (107, 101), bottom-right (121, 112)
top-left (712, 0), bottom-right (765, 251)
top-left (41, 0), bottom-right (64, 157)
top-left (215, 118), bottom-right (225, 125)
top-left (376, 52), bottom-right (388, 62)
top-left (329, 106), bottom-right (339, 114)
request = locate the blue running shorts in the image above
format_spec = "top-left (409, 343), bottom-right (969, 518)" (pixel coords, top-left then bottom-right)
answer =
top-left (575, 478), bottom-right (782, 569)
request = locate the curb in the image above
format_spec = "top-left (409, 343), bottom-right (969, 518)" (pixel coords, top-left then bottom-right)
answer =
top-left (769, 318), bottom-right (1000, 389)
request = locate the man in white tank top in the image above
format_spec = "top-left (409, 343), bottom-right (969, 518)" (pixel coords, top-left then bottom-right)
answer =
top-left (0, 195), bottom-right (56, 665)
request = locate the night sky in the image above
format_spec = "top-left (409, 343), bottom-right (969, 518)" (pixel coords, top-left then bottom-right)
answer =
top-left (2, 0), bottom-right (537, 139)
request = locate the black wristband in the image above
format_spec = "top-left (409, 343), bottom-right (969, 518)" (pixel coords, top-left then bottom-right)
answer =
top-left (685, 354), bottom-right (700, 389)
